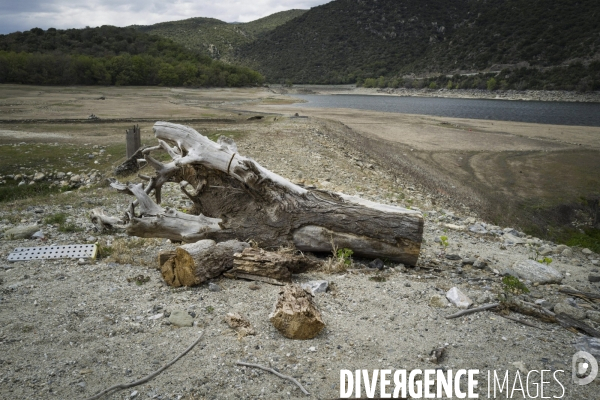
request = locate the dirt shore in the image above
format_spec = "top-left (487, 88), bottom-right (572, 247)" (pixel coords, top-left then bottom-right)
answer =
top-left (240, 94), bottom-right (600, 233)
top-left (1, 85), bottom-right (600, 399)
top-left (270, 85), bottom-right (600, 103)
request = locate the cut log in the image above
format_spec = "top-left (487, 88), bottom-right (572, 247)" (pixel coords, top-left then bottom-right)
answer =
top-left (158, 250), bottom-right (176, 268)
top-left (269, 284), bottom-right (325, 340)
top-left (224, 247), bottom-right (320, 283)
top-left (98, 122), bottom-right (423, 265)
top-left (160, 239), bottom-right (249, 287)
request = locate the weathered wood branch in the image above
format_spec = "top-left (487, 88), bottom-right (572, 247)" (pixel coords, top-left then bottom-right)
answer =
top-left (445, 303), bottom-right (499, 319)
top-left (224, 247), bottom-right (319, 283)
top-left (99, 122), bottom-right (423, 265)
top-left (90, 208), bottom-right (126, 231)
top-left (85, 331), bottom-right (204, 400)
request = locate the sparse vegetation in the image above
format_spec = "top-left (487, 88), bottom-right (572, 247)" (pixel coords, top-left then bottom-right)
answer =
top-left (0, 182), bottom-right (60, 203)
top-left (538, 256), bottom-right (553, 265)
top-left (323, 245), bottom-right (353, 273)
top-left (336, 248), bottom-right (353, 266)
top-left (58, 221), bottom-right (82, 233)
top-left (43, 212), bottom-right (82, 232)
top-left (439, 235), bottom-right (449, 248)
top-left (565, 228), bottom-right (600, 254)
top-left (96, 242), bottom-right (114, 259)
top-left (502, 275), bottom-right (530, 295)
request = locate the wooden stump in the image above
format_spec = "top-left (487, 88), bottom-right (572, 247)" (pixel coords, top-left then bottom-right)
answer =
top-left (269, 284), bottom-right (325, 340)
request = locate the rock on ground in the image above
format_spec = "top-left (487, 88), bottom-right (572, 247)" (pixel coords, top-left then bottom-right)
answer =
top-left (446, 287), bottom-right (473, 309)
top-left (508, 259), bottom-right (563, 284)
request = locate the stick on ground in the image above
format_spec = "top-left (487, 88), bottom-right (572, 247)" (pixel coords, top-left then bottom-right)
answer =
top-left (236, 361), bottom-right (310, 396)
top-left (445, 303), bottom-right (500, 319)
top-left (85, 331), bottom-right (205, 400)
top-left (499, 313), bottom-right (544, 330)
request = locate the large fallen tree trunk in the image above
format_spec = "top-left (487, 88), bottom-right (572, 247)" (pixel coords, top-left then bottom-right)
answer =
top-left (96, 122), bottom-right (423, 265)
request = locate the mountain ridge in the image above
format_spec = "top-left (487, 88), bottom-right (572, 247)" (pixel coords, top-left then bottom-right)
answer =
top-left (132, 9), bottom-right (307, 60)
top-left (234, 0), bottom-right (600, 84)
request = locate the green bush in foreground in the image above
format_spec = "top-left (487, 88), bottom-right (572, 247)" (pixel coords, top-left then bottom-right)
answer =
top-left (502, 275), bottom-right (530, 295)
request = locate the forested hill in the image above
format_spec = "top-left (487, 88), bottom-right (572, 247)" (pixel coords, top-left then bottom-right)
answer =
top-left (0, 26), bottom-right (264, 86)
top-left (235, 0), bottom-right (600, 85)
top-left (133, 9), bottom-right (307, 60)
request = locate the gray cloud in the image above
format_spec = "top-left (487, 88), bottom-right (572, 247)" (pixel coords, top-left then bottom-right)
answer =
top-left (0, 0), bottom-right (329, 34)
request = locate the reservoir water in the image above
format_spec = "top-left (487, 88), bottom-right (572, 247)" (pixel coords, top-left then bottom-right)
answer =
top-left (290, 94), bottom-right (600, 127)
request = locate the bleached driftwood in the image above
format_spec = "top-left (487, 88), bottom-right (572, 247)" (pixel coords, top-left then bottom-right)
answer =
top-left (99, 122), bottom-right (423, 265)
top-left (90, 208), bottom-right (126, 231)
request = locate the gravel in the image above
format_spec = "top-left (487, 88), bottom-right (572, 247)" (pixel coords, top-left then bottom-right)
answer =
top-left (1, 117), bottom-right (599, 399)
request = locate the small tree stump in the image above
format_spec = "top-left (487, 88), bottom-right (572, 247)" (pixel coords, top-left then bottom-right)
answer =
top-left (160, 240), bottom-right (249, 287)
top-left (269, 284), bottom-right (325, 340)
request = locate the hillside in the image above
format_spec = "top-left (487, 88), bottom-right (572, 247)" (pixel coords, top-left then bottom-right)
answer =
top-left (0, 25), bottom-right (196, 58)
top-left (133, 9), bottom-right (307, 60)
top-left (235, 0), bottom-right (600, 84)
top-left (0, 26), bottom-right (264, 86)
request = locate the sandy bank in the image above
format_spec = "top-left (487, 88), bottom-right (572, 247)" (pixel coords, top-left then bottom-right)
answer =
top-left (269, 84), bottom-right (600, 103)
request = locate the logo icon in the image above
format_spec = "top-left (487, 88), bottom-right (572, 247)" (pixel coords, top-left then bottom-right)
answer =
top-left (572, 351), bottom-right (598, 385)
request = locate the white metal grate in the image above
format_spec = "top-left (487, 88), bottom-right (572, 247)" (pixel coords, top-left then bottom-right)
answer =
top-left (8, 244), bottom-right (97, 262)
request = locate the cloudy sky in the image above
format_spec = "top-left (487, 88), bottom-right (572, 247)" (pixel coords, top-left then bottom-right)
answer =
top-left (0, 0), bottom-right (331, 35)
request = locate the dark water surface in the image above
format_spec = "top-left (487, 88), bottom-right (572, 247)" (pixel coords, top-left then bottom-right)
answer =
top-left (290, 94), bottom-right (600, 127)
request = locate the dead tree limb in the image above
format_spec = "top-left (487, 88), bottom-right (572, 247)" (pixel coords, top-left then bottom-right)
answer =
top-left (85, 331), bottom-right (204, 400)
top-left (445, 303), bottom-right (500, 319)
top-left (98, 122), bottom-right (423, 265)
top-left (236, 361), bottom-right (310, 396)
top-left (90, 208), bottom-right (126, 232)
